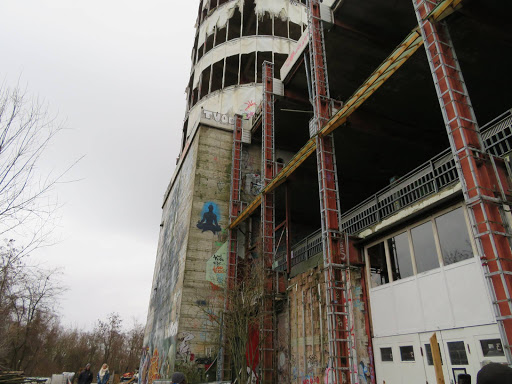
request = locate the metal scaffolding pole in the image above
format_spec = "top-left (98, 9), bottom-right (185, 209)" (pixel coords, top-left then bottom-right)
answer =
top-left (413, 0), bottom-right (512, 364)
top-left (307, 0), bottom-right (354, 382)
top-left (219, 114), bottom-right (244, 381)
top-left (260, 61), bottom-right (276, 384)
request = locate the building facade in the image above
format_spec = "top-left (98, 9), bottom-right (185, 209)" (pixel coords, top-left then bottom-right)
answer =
top-left (141, 0), bottom-right (308, 381)
top-left (142, 0), bottom-right (512, 383)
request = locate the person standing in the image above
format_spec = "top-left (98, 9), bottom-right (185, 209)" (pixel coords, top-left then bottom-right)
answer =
top-left (170, 372), bottom-right (186, 384)
top-left (477, 362), bottom-right (512, 383)
top-left (97, 364), bottom-right (110, 384)
top-left (77, 364), bottom-right (93, 384)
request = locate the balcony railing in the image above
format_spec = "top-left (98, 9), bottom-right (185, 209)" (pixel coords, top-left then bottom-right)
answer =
top-left (273, 109), bottom-right (512, 271)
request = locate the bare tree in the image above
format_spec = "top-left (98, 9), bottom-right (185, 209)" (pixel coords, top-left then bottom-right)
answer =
top-left (97, 313), bottom-right (123, 367)
top-left (0, 83), bottom-right (76, 254)
top-left (2, 263), bottom-right (64, 371)
top-left (193, 263), bottom-right (264, 384)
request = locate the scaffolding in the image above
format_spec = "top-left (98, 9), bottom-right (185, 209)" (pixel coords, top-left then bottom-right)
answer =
top-left (260, 61), bottom-right (276, 384)
top-left (307, 0), bottom-right (355, 382)
top-left (414, 0), bottom-right (512, 363)
top-left (219, 114), bottom-right (244, 381)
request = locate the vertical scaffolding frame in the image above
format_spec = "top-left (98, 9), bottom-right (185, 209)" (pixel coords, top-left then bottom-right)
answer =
top-left (260, 61), bottom-right (276, 384)
top-left (219, 114), bottom-right (244, 381)
top-left (413, 0), bottom-right (512, 363)
top-left (307, 0), bottom-right (354, 382)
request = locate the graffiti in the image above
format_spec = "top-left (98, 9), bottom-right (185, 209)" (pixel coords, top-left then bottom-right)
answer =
top-left (206, 242), bottom-right (227, 288)
top-left (139, 348), bottom-right (151, 384)
top-left (178, 332), bottom-right (194, 361)
top-left (147, 349), bottom-right (160, 384)
top-left (197, 202), bottom-right (221, 234)
top-left (242, 100), bottom-right (257, 120)
top-left (324, 364), bottom-right (335, 384)
top-left (303, 376), bottom-right (320, 384)
top-left (245, 173), bottom-right (262, 195)
top-left (217, 181), bottom-right (226, 191)
top-left (368, 346), bottom-right (376, 384)
top-left (167, 322), bottom-right (178, 337)
top-left (359, 361), bottom-right (370, 384)
top-left (202, 109), bottom-right (235, 125)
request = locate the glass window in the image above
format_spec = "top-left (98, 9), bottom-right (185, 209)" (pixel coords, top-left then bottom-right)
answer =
top-left (435, 207), bottom-right (473, 265)
top-left (447, 341), bottom-right (468, 365)
top-left (380, 347), bottom-right (393, 362)
top-left (425, 343), bottom-right (443, 366)
top-left (480, 339), bottom-right (505, 357)
top-left (368, 242), bottom-right (388, 287)
top-left (411, 221), bottom-right (439, 273)
top-left (400, 346), bottom-right (415, 362)
top-left (388, 232), bottom-right (414, 280)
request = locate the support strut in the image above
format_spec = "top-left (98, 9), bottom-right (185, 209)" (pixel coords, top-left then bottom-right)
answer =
top-left (414, 0), bottom-right (512, 363)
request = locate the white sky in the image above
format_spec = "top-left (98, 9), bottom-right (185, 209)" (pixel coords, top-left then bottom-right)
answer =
top-left (0, 1), bottom-right (198, 330)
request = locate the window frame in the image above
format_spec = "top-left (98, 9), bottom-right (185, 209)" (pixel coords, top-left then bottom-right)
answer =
top-left (364, 204), bottom-right (477, 289)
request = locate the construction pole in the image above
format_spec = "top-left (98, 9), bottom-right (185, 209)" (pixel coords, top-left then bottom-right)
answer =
top-left (219, 114), bottom-right (244, 381)
top-left (307, 0), bottom-right (354, 382)
top-left (413, 0), bottom-right (512, 363)
top-left (260, 61), bottom-right (276, 384)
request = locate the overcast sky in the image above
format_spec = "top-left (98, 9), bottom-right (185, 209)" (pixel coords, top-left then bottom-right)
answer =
top-left (0, 1), bottom-right (198, 330)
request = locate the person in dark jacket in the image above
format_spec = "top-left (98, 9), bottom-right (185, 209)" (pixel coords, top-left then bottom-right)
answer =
top-left (477, 362), bottom-right (512, 384)
top-left (171, 372), bottom-right (186, 384)
top-left (77, 364), bottom-right (93, 384)
top-left (97, 364), bottom-right (110, 384)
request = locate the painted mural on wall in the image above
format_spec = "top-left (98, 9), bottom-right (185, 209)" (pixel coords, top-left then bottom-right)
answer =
top-left (142, 142), bottom-right (198, 380)
top-left (206, 241), bottom-right (227, 289)
top-left (197, 202), bottom-right (222, 234)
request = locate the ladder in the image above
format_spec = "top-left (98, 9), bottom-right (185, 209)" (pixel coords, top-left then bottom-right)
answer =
top-left (219, 114), bottom-right (244, 381)
top-left (307, 0), bottom-right (355, 382)
top-left (260, 61), bottom-right (276, 384)
top-left (413, 0), bottom-right (512, 363)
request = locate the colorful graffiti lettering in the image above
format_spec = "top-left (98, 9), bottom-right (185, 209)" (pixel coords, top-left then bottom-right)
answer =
top-left (197, 202), bottom-right (221, 234)
top-left (303, 376), bottom-right (320, 384)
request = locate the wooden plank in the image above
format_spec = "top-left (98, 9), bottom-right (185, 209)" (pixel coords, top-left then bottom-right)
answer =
top-left (430, 333), bottom-right (445, 384)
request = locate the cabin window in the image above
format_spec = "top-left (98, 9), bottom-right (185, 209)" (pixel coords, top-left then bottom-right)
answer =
top-left (368, 242), bottom-right (388, 287)
top-left (480, 339), bottom-right (504, 357)
top-left (411, 221), bottom-right (439, 273)
top-left (380, 347), bottom-right (393, 362)
top-left (435, 207), bottom-right (473, 265)
top-left (400, 346), bottom-right (415, 362)
top-left (447, 341), bottom-right (468, 365)
top-left (387, 232), bottom-right (414, 280)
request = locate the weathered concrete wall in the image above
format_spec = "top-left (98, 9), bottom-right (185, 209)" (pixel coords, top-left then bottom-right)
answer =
top-left (142, 135), bottom-right (199, 381)
top-left (176, 125), bottom-right (233, 369)
top-left (284, 264), bottom-right (372, 384)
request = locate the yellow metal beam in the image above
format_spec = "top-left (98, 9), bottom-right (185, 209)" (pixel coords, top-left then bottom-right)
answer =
top-left (428, 0), bottom-right (464, 22)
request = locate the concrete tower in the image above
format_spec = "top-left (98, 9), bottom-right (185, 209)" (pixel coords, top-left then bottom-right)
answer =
top-left (141, 0), bottom-right (307, 381)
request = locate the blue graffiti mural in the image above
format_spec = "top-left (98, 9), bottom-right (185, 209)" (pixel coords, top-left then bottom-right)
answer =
top-left (197, 202), bottom-right (222, 234)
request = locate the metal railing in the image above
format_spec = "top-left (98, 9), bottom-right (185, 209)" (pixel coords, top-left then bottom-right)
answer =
top-left (273, 109), bottom-right (512, 270)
